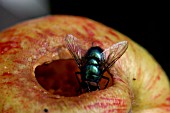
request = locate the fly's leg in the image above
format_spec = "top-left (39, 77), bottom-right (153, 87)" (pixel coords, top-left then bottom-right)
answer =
top-left (107, 70), bottom-right (113, 85)
top-left (75, 72), bottom-right (81, 85)
top-left (75, 72), bottom-right (82, 93)
top-left (97, 83), bottom-right (101, 90)
top-left (101, 76), bottom-right (110, 89)
top-left (86, 82), bottom-right (91, 92)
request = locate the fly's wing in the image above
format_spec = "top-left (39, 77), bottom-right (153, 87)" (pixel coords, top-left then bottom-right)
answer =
top-left (101, 41), bottom-right (128, 71)
top-left (65, 34), bottom-right (86, 67)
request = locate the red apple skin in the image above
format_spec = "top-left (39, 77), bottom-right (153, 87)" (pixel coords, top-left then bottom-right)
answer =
top-left (0, 15), bottom-right (169, 113)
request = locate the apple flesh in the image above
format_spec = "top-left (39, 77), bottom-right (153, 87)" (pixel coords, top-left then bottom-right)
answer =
top-left (0, 15), bottom-right (169, 113)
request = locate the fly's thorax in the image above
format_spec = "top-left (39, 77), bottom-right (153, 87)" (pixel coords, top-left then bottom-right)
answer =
top-left (85, 46), bottom-right (103, 62)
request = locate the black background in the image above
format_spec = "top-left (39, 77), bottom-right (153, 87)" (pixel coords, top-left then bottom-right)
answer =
top-left (49, 1), bottom-right (170, 79)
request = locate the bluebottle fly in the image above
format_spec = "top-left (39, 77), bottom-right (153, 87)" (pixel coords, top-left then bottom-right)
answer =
top-left (65, 34), bottom-right (128, 93)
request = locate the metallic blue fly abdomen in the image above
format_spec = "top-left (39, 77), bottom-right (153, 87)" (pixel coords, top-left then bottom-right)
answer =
top-left (87, 59), bottom-right (98, 65)
top-left (84, 65), bottom-right (100, 80)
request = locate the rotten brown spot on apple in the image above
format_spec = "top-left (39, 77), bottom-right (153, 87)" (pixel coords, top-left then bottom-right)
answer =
top-left (133, 78), bottom-right (136, 80)
top-left (35, 59), bottom-right (113, 97)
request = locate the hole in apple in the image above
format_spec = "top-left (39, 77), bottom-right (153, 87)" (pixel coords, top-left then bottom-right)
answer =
top-left (44, 108), bottom-right (48, 112)
top-left (35, 59), bottom-right (113, 97)
top-left (35, 59), bottom-right (80, 97)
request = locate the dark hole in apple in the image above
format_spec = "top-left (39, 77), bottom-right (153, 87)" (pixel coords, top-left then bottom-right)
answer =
top-left (44, 108), bottom-right (48, 112)
top-left (35, 59), bottom-right (80, 97)
top-left (35, 59), bottom-right (113, 97)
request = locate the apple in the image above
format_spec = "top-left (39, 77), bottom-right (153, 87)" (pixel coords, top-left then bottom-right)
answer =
top-left (0, 15), bottom-right (169, 113)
